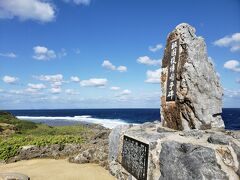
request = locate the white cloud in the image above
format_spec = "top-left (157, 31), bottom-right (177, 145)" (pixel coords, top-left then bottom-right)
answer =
top-left (0, 0), bottom-right (55, 22)
top-left (214, 33), bottom-right (240, 52)
top-left (62, 0), bottom-right (91, 5)
top-left (102, 60), bottom-right (115, 70)
top-left (137, 56), bottom-right (161, 66)
top-left (9, 90), bottom-right (23, 94)
top-left (70, 76), bottom-right (80, 82)
top-left (224, 88), bottom-right (240, 98)
top-left (110, 86), bottom-right (120, 91)
top-left (80, 78), bottom-right (107, 87)
top-left (2, 75), bottom-right (18, 84)
top-left (35, 74), bottom-right (63, 82)
top-left (0, 89), bottom-right (4, 93)
top-left (0, 52), bottom-right (17, 58)
top-left (50, 87), bottom-right (61, 94)
top-left (149, 43), bottom-right (163, 52)
top-left (145, 68), bottom-right (161, 84)
top-left (120, 89), bottom-right (131, 95)
top-left (28, 83), bottom-right (46, 89)
top-left (223, 60), bottom-right (240, 72)
top-left (117, 66), bottom-right (127, 72)
top-left (25, 88), bottom-right (41, 93)
top-left (51, 81), bottom-right (62, 87)
top-left (65, 89), bottom-right (80, 95)
top-left (102, 60), bottom-right (127, 72)
top-left (115, 89), bottom-right (132, 101)
top-left (27, 83), bottom-right (46, 93)
top-left (33, 46), bottom-right (56, 60)
top-left (34, 74), bottom-right (64, 88)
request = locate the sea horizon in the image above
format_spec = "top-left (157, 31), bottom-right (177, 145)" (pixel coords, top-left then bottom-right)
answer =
top-left (4, 108), bottom-right (240, 130)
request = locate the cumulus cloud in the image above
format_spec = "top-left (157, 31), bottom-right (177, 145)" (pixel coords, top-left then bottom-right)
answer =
top-left (120, 89), bottom-right (131, 95)
top-left (115, 89), bottom-right (132, 101)
top-left (102, 60), bottom-right (115, 70)
top-left (137, 56), bottom-right (161, 66)
top-left (223, 60), bottom-right (240, 72)
top-left (2, 75), bottom-right (18, 84)
top-left (149, 43), bottom-right (163, 52)
top-left (65, 89), bottom-right (80, 95)
top-left (145, 68), bottom-right (161, 84)
top-left (0, 0), bottom-right (55, 22)
top-left (34, 74), bottom-right (64, 88)
top-left (224, 88), bottom-right (240, 98)
top-left (9, 90), bottom-right (23, 94)
top-left (33, 46), bottom-right (56, 60)
top-left (214, 33), bottom-right (240, 52)
top-left (80, 78), bottom-right (107, 87)
top-left (116, 66), bottom-right (127, 72)
top-left (50, 87), bottom-right (61, 94)
top-left (70, 76), bottom-right (80, 82)
top-left (26, 83), bottom-right (46, 93)
top-left (0, 52), bottom-right (17, 58)
top-left (28, 83), bottom-right (46, 90)
top-left (62, 0), bottom-right (91, 5)
top-left (35, 74), bottom-right (63, 82)
top-left (102, 60), bottom-right (127, 72)
top-left (110, 86), bottom-right (120, 91)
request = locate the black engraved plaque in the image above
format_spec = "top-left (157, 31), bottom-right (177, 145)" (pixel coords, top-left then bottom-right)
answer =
top-left (122, 135), bottom-right (149, 180)
top-left (166, 39), bottom-right (179, 102)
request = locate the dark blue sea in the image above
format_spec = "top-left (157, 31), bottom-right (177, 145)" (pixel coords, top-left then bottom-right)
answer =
top-left (5, 108), bottom-right (240, 130)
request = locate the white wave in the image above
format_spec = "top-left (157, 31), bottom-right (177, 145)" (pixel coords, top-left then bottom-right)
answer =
top-left (16, 115), bottom-right (128, 129)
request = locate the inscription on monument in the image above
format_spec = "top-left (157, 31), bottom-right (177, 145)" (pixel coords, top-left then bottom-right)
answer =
top-left (122, 135), bottom-right (149, 180)
top-left (166, 39), bottom-right (179, 102)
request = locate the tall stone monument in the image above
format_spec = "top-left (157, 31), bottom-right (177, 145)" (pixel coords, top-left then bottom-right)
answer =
top-left (161, 23), bottom-right (225, 130)
top-left (108, 24), bottom-right (240, 180)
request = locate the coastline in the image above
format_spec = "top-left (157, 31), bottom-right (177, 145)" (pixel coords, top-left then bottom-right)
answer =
top-left (0, 112), bottom-right (114, 179)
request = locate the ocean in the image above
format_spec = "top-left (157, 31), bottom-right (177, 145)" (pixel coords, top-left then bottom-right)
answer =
top-left (6, 108), bottom-right (240, 130)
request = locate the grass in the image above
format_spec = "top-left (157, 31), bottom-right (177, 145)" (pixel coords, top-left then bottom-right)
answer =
top-left (0, 112), bottom-right (92, 160)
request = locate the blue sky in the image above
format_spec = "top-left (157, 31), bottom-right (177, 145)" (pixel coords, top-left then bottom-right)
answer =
top-left (0, 0), bottom-right (239, 109)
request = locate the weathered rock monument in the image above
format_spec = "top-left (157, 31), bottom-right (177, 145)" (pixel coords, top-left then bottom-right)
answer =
top-left (161, 23), bottom-right (225, 130)
top-left (108, 23), bottom-right (240, 180)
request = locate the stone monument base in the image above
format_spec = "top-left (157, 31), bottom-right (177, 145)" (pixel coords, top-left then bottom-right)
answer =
top-left (108, 122), bottom-right (240, 180)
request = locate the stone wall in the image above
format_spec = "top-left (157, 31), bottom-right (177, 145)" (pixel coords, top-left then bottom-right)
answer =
top-left (108, 123), bottom-right (240, 180)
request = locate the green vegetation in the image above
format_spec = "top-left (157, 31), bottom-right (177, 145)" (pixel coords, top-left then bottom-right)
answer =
top-left (0, 112), bottom-right (37, 132)
top-left (0, 112), bottom-right (91, 160)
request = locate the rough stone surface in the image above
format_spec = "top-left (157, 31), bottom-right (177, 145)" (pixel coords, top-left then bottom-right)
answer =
top-left (179, 129), bottom-right (204, 139)
top-left (108, 125), bottom-right (132, 162)
top-left (159, 141), bottom-right (227, 180)
top-left (109, 123), bottom-right (240, 180)
top-left (208, 134), bottom-right (231, 145)
top-left (231, 142), bottom-right (240, 176)
top-left (0, 172), bottom-right (29, 180)
top-left (161, 23), bottom-right (224, 130)
top-left (69, 129), bottom-right (110, 169)
top-left (8, 144), bottom-right (81, 163)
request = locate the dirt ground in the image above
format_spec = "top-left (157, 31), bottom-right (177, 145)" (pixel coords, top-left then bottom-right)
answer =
top-left (0, 159), bottom-right (116, 180)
